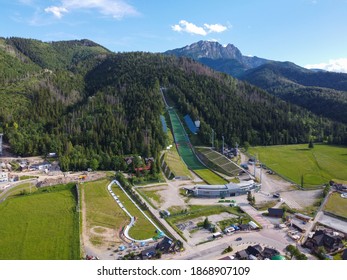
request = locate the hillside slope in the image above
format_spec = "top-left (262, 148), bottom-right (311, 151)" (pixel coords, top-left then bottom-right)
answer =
top-left (240, 62), bottom-right (347, 124)
top-left (165, 41), bottom-right (347, 125)
top-left (0, 37), bottom-right (346, 172)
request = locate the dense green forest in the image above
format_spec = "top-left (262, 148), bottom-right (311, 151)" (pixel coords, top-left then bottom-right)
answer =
top-left (239, 62), bottom-right (347, 124)
top-left (165, 41), bottom-right (347, 126)
top-left (0, 37), bottom-right (347, 171)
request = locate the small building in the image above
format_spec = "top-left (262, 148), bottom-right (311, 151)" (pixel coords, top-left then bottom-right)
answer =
top-left (342, 249), bottom-right (347, 260)
top-left (295, 213), bottom-right (312, 222)
top-left (155, 237), bottom-right (174, 253)
top-left (246, 245), bottom-right (263, 258)
top-left (30, 162), bottom-right (52, 171)
top-left (141, 246), bottom-right (157, 260)
top-left (305, 230), bottom-right (343, 253)
top-left (236, 250), bottom-right (249, 260)
top-left (239, 224), bottom-right (252, 231)
top-left (0, 172), bottom-right (8, 183)
top-left (268, 208), bottom-right (284, 218)
top-left (262, 247), bottom-right (280, 259)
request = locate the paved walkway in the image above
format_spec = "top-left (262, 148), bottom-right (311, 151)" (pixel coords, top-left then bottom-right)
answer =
top-left (238, 202), bottom-right (274, 229)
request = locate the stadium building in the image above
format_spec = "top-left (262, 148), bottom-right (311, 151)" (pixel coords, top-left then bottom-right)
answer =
top-left (186, 180), bottom-right (260, 198)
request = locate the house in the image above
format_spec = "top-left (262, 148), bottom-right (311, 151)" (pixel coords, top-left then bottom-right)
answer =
top-left (268, 208), bottom-right (284, 218)
top-left (141, 246), bottom-right (157, 260)
top-left (246, 245), bottom-right (263, 258)
top-left (235, 250), bottom-right (249, 260)
top-left (305, 230), bottom-right (343, 253)
top-left (239, 224), bottom-right (252, 231)
top-left (342, 249), bottom-right (347, 260)
top-left (30, 162), bottom-right (52, 171)
top-left (262, 247), bottom-right (280, 259)
top-left (155, 237), bottom-right (174, 253)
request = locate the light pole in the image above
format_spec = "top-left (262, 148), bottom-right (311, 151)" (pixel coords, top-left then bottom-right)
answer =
top-left (222, 135), bottom-right (224, 155)
top-left (211, 129), bottom-right (215, 149)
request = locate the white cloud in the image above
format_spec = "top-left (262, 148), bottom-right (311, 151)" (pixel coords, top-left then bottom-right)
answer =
top-left (45, 0), bottom-right (139, 19)
top-left (172, 20), bottom-right (207, 36)
top-left (172, 20), bottom-right (228, 36)
top-left (44, 6), bottom-right (68, 19)
top-left (305, 58), bottom-right (347, 73)
top-left (204, 23), bottom-right (228, 33)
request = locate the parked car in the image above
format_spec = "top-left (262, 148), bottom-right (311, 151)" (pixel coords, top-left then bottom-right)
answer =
top-left (235, 237), bottom-right (242, 241)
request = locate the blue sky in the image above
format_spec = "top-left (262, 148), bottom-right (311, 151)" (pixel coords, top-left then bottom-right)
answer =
top-left (1, 0), bottom-right (347, 72)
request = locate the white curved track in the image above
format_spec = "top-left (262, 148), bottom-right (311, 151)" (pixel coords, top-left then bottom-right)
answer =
top-left (107, 180), bottom-right (163, 243)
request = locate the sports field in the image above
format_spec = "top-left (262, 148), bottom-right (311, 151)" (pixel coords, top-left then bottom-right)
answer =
top-left (249, 144), bottom-right (347, 187)
top-left (0, 183), bottom-right (80, 260)
top-left (168, 108), bottom-right (227, 185)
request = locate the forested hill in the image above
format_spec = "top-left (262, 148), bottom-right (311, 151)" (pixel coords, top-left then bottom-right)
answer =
top-left (165, 41), bottom-right (347, 125)
top-left (1, 37), bottom-right (347, 171)
top-left (239, 62), bottom-right (347, 124)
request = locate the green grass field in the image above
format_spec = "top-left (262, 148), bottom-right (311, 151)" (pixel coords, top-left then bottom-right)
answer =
top-left (164, 129), bottom-right (191, 178)
top-left (194, 169), bottom-right (228, 185)
top-left (82, 179), bottom-right (129, 243)
top-left (0, 183), bottom-right (80, 260)
top-left (112, 185), bottom-right (159, 240)
top-left (324, 192), bottom-right (347, 219)
top-left (248, 144), bottom-right (347, 187)
top-left (0, 182), bottom-right (37, 200)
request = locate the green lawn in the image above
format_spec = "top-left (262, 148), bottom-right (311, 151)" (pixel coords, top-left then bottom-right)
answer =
top-left (248, 144), bottom-right (347, 187)
top-left (82, 179), bottom-right (129, 237)
top-left (111, 185), bottom-right (159, 240)
top-left (164, 130), bottom-right (191, 178)
top-left (324, 192), bottom-right (347, 219)
top-left (0, 183), bottom-right (80, 260)
top-left (194, 169), bottom-right (228, 185)
top-left (0, 182), bottom-right (37, 199)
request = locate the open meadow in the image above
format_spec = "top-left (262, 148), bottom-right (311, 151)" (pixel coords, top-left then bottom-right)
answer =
top-left (0, 183), bottom-right (80, 260)
top-left (324, 192), bottom-right (347, 219)
top-left (248, 144), bottom-right (347, 187)
top-left (81, 179), bottom-right (129, 247)
top-left (163, 129), bottom-right (191, 178)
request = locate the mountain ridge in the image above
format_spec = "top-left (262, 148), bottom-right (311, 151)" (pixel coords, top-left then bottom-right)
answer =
top-left (165, 40), bottom-right (347, 124)
top-left (164, 40), bottom-right (271, 76)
